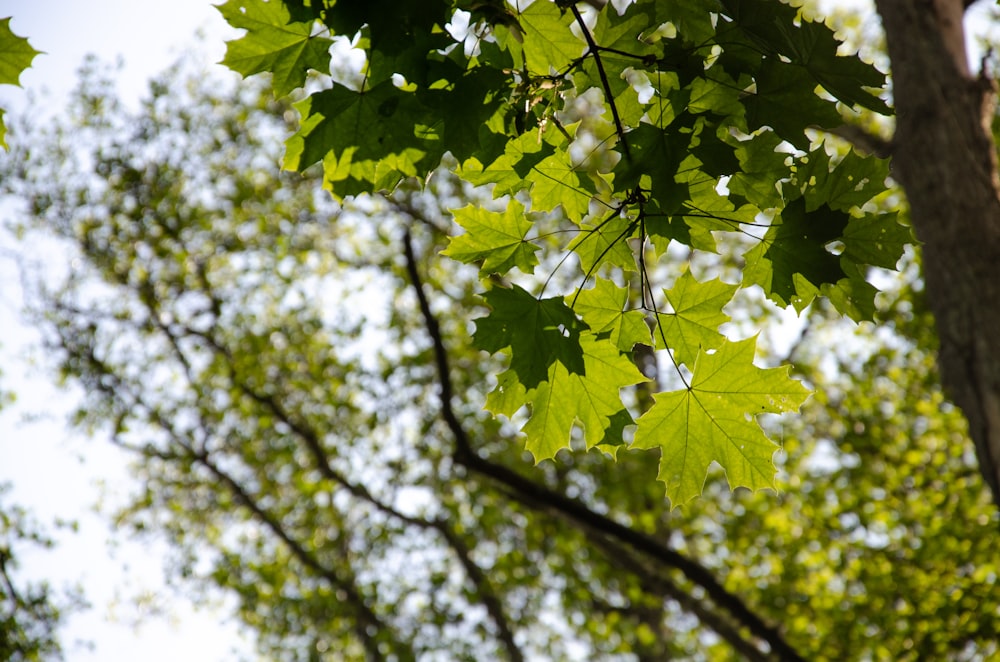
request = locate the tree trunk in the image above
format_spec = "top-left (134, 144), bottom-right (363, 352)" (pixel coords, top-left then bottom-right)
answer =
top-left (875, 0), bottom-right (1000, 507)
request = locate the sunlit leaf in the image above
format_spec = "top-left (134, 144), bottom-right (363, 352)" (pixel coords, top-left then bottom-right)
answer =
top-left (524, 334), bottom-right (647, 461)
top-left (633, 337), bottom-right (810, 506)
top-left (217, 0), bottom-right (332, 96)
top-left (442, 200), bottom-right (539, 276)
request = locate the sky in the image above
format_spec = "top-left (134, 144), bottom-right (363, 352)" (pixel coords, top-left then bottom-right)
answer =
top-left (0, 1), bottom-right (254, 660)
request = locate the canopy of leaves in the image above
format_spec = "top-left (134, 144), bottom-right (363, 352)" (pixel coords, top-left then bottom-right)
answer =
top-left (3, 58), bottom-right (997, 662)
top-left (215, 0), bottom-right (911, 501)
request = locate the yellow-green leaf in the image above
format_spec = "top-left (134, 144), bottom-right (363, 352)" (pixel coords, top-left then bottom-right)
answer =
top-left (217, 0), bottom-right (332, 96)
top-left (656, 269), bottom-right (737, 368)
top-left (518, 0), bottom-right (585, 75)
top-left (633, 337), bottom-right (810, 506)
top-left (442, 200), bottom-right (539, 276)
top-left (524, 334), bottom-right (647, 462)
top-left (574, 278), bottom-right (650, 351)
top-left (0, 17), bottom-right (41, 150)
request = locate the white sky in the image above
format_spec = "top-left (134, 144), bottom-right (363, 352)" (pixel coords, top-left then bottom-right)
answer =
top-left (0, 2), bottom-right (254, 660)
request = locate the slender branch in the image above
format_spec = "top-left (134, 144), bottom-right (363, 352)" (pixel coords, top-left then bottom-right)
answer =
top-left (570, 3), bottom-right (632, 161)
top-left (401, 229), bottom-right (804, 661)
top-left (402, 229), bottom-right (473, 461)
top-left (81, 245), bottom-right (529, 662)
top-left (0, 551), bottom-right (26, 611)
top-left (437, 527), bottom-right (525, 662)
top-left (188, 445), bottom-right (395, 662)
top-left (67, 341), bottom-right (403, 662)
top-left (589, 535), bottom-right (771, 662)
top-left (821, 123), bottom-right (894, 159)
top-left (198, 329), bottom-right (527, 660)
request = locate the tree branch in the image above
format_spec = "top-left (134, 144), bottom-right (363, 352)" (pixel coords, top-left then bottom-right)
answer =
top-left (437, 526), bottom-right (525, 662)
top-left (401, 229), bottom-right (804, 661)
top-left (65, 340), bottom-right (405, 662)
top-left (822, 123), bottom-right (894, 159)
top-left (149, 279), bottom-right (527, 662)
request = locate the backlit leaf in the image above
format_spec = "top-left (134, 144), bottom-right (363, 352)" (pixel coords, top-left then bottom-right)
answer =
top-left (523, 334), bottom-right (647, 461)
top-left (633, 337), bottom-right (810, 506)
top-left (0, 18), bottom-right (41, 150)
top-left (518, 0), bottom-right (585, 75)
top-left (574, 278), bottom-right (651, 351)
top-left (218, 0), bottom-right (332, 96)
top-left (442, 200), bottom-right (539, 276)
top-left (656, 270), bottom-right (737, 368)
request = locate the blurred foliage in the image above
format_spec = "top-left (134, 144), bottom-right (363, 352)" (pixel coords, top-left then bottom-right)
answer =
top-left (0, 484), bottom-right (73, 662)
top-left (0, 360), bottom-right (68, 661)
top-left (0, 49), bottom-right (997, 661)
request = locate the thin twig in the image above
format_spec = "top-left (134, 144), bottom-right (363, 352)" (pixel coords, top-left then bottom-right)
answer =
top-left (570, 4), bottom-right (632, 161)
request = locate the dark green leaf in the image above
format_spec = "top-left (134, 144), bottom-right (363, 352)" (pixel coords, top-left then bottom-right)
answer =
top-left (473, 285), bottom-right (588, 389)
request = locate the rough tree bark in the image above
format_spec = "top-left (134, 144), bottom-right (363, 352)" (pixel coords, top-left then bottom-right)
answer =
top-left (875, 0), bottom-right (1000, 507)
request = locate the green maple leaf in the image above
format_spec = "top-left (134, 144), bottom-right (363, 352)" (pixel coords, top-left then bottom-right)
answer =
top-left (442, 200), bottom-right (539, 276)
top-left (283, 82), bottom-right (436, 193)
top-left (690, 122), bottom-right (741, 178)
top-left (485, 369), bottom-right (528, 419)
top-left (592, 408), bottom-right (636, 459)
top-left (723, 0), bottom-right (889, 114)
top-left (591, 1), bottom-right (657, 58)
top-left (656, 270), bottom-right (738, 368)
top-left (0, 18), bottom-right (39, 86)
top-left (688, 70), bottom-right (744, 119)
top-left (518, 0), bottom-right (585, 75)
top-left (654, 0), bottom-right (723, 47)
top-left (676, 173), bottom-right (760, 251)
top-left (742, 58), bottom-right (843, 150)
top-left (795, 147), bottom-right (890, 212)
top-left (614, 123), bottom-right (689, 217)
top-left (824, 265), bottom-right (878, 322)
top-left (0, 18), bottom-right (42, 150)
top-left (527, 149), bottom-right (596, 221)
top-left (633, 337), bottom-right (810, 507)
top-left (424, 65), bottom-right (509, 163)
top-left (728, 131), bottom-right (789, 209)
top-left (841, 212), bottom-right (911, 270)
top-left (517, 122), bottom-right (598, 222)
top-left (464, 125), bottom-right (594, 221)
top-left (473, 285), bottom-right (588, 390)
top-left (217, 0), bottom-right (332, 97)
top-left (778, 18), bottom-right (890, 114)
top-left (743, 197), bottom-right (849, 311)
top-left (574, 278), bottom-right (651, 352)
top-left (460, 132), bottom-right (554, 199)
top-left (567, 214), bottom-right (637, 276)
top-left (523, 334), bottom-right (647, 462)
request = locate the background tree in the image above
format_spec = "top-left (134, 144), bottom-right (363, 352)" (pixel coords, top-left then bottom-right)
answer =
top-left (3, 49), bottom-right (997, 661)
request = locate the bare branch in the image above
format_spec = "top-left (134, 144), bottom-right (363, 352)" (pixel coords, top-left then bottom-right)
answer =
top-left (822, 123), bottom-right (893, 159)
